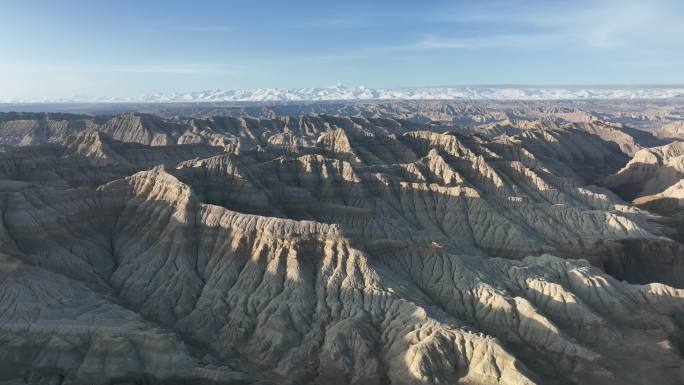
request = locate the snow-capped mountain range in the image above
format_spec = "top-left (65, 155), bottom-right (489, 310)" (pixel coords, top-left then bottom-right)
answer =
top-left (4, 84), bottom-right (684, 103)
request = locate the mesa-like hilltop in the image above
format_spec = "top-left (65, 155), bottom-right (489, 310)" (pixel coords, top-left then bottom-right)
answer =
top-left (0, 101), bottom-right (683, 385)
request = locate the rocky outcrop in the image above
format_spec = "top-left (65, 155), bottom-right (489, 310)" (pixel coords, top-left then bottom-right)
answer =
top-left (0, 112), bottom-right (417, 149)
top-left (0, 253), bottom-right (210, 384)
top-left (635, 180), bottom-right (684, 211)
top-left (0, 109), bottom-right (682, 385)
top-left (1, 165), bottom-right (682, 385)
top-left (0, 130), bottom-right (223, 189)
top-left (604, 141), bottom-right (684, 199)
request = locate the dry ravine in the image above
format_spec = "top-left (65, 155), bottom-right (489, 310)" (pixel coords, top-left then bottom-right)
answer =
top-left (0, 103), bottom-right (682, 385)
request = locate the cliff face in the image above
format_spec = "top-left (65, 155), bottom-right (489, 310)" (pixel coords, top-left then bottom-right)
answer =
top-left (605, 141), bottom-right (684, 198)
top-left (604, 141), bottom-right (684, 243)
top-left (0, 112), bottom-right (417, 148)
top-left (0, 110), bottom-right (682, 385)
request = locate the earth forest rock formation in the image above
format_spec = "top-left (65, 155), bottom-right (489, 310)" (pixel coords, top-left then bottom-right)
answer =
top-left (0, 100), bottom-right (683, 385)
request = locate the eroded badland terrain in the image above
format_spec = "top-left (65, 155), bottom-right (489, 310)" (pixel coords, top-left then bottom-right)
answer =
top-left (0, 99), bottom-right (683, 385)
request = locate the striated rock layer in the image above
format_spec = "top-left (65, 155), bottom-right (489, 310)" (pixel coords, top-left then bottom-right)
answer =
top-left (605, 141), bottom-right (684, 199)
top-left (605, 141), bottom-right (684, 244)
top-left (0, 110), bottom-right (682, 385)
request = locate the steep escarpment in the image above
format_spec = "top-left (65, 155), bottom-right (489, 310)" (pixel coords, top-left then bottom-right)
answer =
top-left (1, 166), bottom-right (682, 385)
top-left (0, 130), bottom-right (223, 188)
top-left (605, 141), bottom-right (684, 199)
top-left (0, 253), bottom-right (208, 384)
top-left (0, 112), bottom-right (418, 149)
top-left (0, 110), bottom-right (655, 163)
top-left (170, 129), bottom-right (682, 286)
top-left (0, 109), bottom-right (682, 385)
top-left (603, 141), bottom-right (684, 243)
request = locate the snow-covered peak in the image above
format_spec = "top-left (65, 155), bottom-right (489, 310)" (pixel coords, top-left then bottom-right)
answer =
top-left (3, 85), bottom-right (684, 104)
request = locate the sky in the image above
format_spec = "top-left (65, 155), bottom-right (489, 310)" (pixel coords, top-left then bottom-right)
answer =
top-left (1, 0), bottom-right (683, 99)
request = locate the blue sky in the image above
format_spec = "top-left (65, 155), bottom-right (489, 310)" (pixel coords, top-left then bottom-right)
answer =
top-left (1, 0), bottom-right (683, 99)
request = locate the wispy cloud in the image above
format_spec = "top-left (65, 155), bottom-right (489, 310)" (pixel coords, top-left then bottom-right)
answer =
top-left (239, 0), bottom-right (684, 66)
top-left (434, 0), bottom-right (684, 49)
top-left (110, 63), bottom-right (236, 75)
top-left (0, 62), bottom-right (238, 75)
top-left (295, 0), bottom-right (684, 57)
top-left (415, 33), bottom-right (567, 50)
top-left (302, 33), bottom-right (566, 58)
top-left (172, 26), bottom-right (233, 32)
top-left (261, 33), bottom-right (560, 64)
top-left (300, 17), bottom-right (367, 30)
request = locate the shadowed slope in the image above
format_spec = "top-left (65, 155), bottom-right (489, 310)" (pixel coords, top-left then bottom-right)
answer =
top-left (0, 110), bottom-right (682, 384)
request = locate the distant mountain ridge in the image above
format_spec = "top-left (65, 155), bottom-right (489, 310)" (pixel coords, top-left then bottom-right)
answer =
top-left (4, 84), bottom-right (684, 103)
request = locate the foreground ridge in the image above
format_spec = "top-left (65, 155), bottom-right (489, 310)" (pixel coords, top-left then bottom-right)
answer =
top-left (0, 104), bottom-right (682, 385)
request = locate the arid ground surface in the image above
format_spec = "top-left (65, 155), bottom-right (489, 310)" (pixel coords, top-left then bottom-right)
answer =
top-left (0, 100), bottom-right (683, 385)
